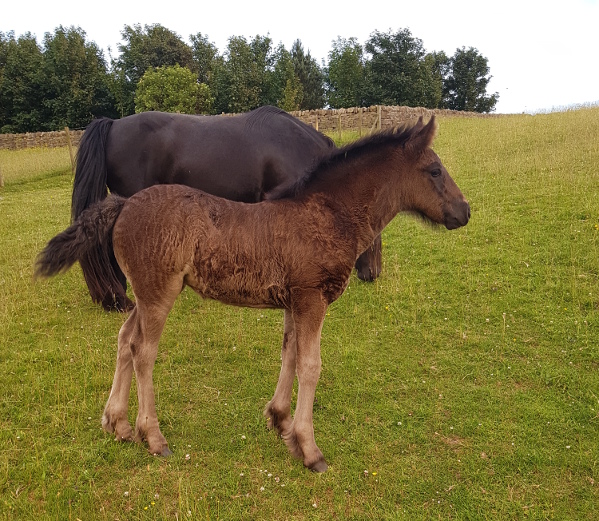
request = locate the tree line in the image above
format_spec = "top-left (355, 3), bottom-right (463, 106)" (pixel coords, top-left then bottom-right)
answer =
top-left (0, 24), bottom-right (499, 133)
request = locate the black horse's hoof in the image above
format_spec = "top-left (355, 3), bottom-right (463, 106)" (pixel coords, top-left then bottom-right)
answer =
top-left (101, 295), bottom-right (135, 313)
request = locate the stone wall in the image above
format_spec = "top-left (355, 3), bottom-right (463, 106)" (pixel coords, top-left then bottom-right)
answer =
top-left (0, 105), bottom-right (498, 150)
top-left (0, 128), bottom-right (84, 150)
top-left (289, 105), bottom-right (497, 134)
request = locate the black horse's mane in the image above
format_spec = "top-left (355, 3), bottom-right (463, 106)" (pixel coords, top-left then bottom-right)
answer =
top-left (267, 121), bottom-right (423, 200)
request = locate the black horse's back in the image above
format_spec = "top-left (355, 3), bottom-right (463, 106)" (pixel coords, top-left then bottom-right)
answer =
top-left (104, 108), bottom-right (334, 202)
top-left (72, 117), bottom-right (114, 221)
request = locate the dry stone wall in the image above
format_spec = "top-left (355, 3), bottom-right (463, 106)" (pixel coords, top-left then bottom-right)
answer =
top-left (0, 128), bottom-right (84, 150)
top-left (0, 106), bottom-right (498, 150)
top-left (289, 105), bottom-right (497, 134)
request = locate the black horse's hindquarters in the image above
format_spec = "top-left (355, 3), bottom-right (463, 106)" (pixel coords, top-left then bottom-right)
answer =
top-left (72, 107), bottom-right (383, 311)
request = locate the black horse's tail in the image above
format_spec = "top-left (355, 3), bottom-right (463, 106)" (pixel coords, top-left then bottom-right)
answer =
top-left (72, 117), bottom-right (113, 222)
top-left (71, 117), bottom-right (132, 311)
top-left (35, 196), bottom-right (130, 310)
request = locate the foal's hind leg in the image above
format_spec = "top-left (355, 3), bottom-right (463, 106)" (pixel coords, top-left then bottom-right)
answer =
top-left (102, 307), bottom-right (138, 442)
top-left (264, 310), bottom-right (296, 437)
top-left (130, 300), bottom-right (174, 456)
top-left (102, 285), bottom-right (177, 455)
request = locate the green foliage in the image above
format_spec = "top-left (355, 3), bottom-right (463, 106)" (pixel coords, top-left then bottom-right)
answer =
top-left (422, 51), bottom-right (451, 109)
top-left (326, 37), bottom-right (365, 109)
top-left (135, 64), bottom-right (213, 114)
top-left (325, 31), bottom-right (498, 113)
top-left (212, 35), bottom-right (275, 114)
top-left (1, 108), bottom-right (599, 518)
top-left (41, 26), bottom-right (116, 129)
top-left (0, 31), bottom-right (45, 132)
top-left (443, 47), bottom-right (499, 112)
top-left (290, 40), bottom-right (325, 110)
top-left (362, 28), bottom-right (433, 108)
top-left (190, 32), bottom-right (219, 85)
top-left (0, 27), bottom-right (115, 133)
top-left (280, 78), bottom-right (302, 112)
top-left (0, 25), bottom-right (502, 131)
top-left (113, 24), bottom-right (196, 116)
top-left (267, 46), bottom-right (302, 111)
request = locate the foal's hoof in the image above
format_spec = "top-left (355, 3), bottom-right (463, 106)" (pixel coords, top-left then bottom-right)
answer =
top-left (308, 458), bottom-right (328, 473)
top-left (151, 446), bottom-right (173, 457)
top-left (102, 414), bottom-right (134, 442)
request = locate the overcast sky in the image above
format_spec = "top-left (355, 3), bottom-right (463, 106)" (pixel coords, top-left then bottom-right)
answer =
top-left (4, 0), bottom-right (598, 114)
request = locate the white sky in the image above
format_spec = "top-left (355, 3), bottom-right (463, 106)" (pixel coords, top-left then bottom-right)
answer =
top-left (3, 0), bottom-right (598, 114)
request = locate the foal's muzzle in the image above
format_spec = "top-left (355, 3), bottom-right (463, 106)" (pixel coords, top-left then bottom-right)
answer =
top-left (445, 200), bottom-right (471, 230)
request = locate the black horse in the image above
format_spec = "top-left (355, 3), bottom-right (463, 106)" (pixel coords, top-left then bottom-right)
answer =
top-left (72, 106), bottom-right (383, 311)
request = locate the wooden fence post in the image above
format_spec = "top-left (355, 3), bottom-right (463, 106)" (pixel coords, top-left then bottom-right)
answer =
top-left (359, 108), bottom-right (363, 137)
top-left (338, 113), bottom-right (342, 141)
top-left (377, 105), bottom-right (382, 130)
top-left (64, 127), bottom-right (75, 176)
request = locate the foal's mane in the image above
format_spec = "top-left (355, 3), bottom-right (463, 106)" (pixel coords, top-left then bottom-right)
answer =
top-left (266, 120), bottom-right (424, 200)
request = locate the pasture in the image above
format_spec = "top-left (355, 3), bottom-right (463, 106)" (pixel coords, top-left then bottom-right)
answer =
top-left (1, 108), bottom-right (598, 519)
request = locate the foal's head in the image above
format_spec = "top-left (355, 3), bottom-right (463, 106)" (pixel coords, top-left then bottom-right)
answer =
top-left (400, 117), bottom-right (470, 230)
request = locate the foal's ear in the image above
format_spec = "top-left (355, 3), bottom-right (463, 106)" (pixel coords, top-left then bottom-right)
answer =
top-left (406, 116), bottom-right (438, 156)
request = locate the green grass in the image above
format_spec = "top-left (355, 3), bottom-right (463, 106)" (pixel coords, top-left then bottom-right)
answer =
top-left (1, 108), bottom-right (598, 519)
top-left (0, 147), bottom-right (73, 186)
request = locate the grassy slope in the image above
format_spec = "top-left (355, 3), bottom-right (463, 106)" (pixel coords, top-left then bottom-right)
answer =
top-left (0, 108), bottom-right (597, 519)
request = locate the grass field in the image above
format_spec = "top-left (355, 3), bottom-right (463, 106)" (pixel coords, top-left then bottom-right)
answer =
top-left (1, 108), bottom-right (598, 519)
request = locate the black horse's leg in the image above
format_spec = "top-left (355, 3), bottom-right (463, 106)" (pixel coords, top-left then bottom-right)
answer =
top-left (355, 233), bottom-right (382, 282)
top-left (101, 250), bottom-right (134, 312)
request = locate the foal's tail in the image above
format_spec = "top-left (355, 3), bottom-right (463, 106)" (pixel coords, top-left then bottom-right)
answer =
top-left (35, 196), bottom-right (127, 305)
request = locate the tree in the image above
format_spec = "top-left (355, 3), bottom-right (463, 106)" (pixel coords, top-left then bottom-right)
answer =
top-left (362, 28), bottom-right (432, 108)
top-left (135, 64), bottom-right (213, 114)
top-left (423, 51), bottom-right (450, 109)
top-left (443, 47), bottom-right (498, 112)
top-left (266, 45), bottom-right (302, 111)
top-left (190, 32), bottom-right (219, 85)
top-left (325, 37), bottom-right (365, 109)
top-left (290, 40), bottom-right (325, 110)
top-left (113, 24), bottom-right (195, 116)
top-left (212, 35), bottom-right (274, 114)
top-left (0, 32), bottom-right (9, 80)
top-left (0, 32), bottom-right (45, 132)
top-left (41, 26), bottom-right (116, 130)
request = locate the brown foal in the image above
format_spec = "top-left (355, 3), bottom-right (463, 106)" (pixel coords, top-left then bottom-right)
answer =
top-left (36, 117), bottom-right (470, 471)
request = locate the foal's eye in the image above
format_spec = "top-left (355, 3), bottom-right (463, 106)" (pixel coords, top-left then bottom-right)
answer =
top-left (431, 168), bottom-right (442, 178)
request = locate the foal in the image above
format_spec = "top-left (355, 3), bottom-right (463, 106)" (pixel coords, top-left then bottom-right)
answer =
top-left (36, 117), bottom-right (470, 472)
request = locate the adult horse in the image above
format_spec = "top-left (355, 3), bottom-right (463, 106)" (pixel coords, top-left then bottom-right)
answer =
top-left (37, 117), bottom-right (470, 472)
top-left (73, 106), bottom-right (382, 311)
